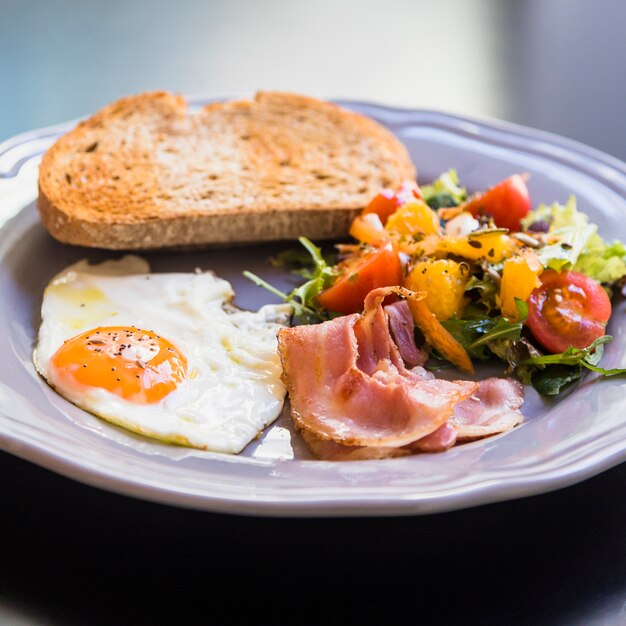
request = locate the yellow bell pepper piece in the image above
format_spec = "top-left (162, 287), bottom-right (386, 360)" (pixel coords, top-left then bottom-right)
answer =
top-left (499, 249), bottom-right (543, 320)
top-left (405, 259), bottom-right (470, 321)
top-left (436, 231), bottom-right (517, 262)
top-left (385, 199), bottom-right (441, 237)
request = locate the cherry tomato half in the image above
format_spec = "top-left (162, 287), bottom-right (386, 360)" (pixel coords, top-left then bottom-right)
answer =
top-left (527, 270), bottom-right (611, 353)
top-left (463, 174), bottom-right (531, 232)
top-left (362, 181), bottom-right (422, 225)
top-left (315, 242), bottom-right (403, 314)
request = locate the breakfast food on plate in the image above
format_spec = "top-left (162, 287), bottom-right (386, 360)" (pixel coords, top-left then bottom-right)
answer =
top-left (37, 90), bottom-right (415, 250)
top-left (33, 255), bottom-right (291, 453)
top-left (34, 89), bottom-right (626, 461)
top-left (252, 169), bottom-right (626, 458)
top-left (278, 287), bottom-right (524, 460)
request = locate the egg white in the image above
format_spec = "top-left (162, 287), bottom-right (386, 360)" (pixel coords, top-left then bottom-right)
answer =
top-left (34, 255), bottom-right (292, 454)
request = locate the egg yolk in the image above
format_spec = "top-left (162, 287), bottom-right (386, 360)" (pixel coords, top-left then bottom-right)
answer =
top-left (51, 326), bottom-right (187, 404)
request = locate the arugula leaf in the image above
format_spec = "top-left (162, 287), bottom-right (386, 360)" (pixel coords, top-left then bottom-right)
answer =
top-left (531, 365), bottom-right (583, 396)
top-left (520, 336), bottom-right (611, 367)
top-left (580, 362), bottom-right (626, 376)
top-left (521, 335), bottom-right (626, 380)
top-left (441, 304), bottom-right (526, 362)
top-left (480, 334), bottom-right (626, 395)
top-left (269, 242), bottom-right (338, 279)
top-left (244, 237), bottom-right (338, 324)
top-left (467, 317), bottom-right (523, 350)
top-left (488, 336), bottom-right (543, 385)
top-left (242, 271), bottom-right (316, 321)
top-left (441, 317), bottom-right (496, 360)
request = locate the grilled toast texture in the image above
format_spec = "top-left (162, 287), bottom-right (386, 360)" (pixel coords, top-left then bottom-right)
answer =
top-left (38, 91), bottom-right (416, 249)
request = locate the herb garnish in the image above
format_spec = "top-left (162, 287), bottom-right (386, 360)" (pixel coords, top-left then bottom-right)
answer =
top-left (244, 237), bottom-right (337, 324)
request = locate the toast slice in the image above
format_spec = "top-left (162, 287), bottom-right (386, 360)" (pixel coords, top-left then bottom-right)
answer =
top-left (37, 91), bottom-right (416, 250)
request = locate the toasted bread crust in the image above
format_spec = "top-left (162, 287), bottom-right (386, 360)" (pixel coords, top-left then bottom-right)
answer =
top-left (38, 91), bottom-right (416, 249)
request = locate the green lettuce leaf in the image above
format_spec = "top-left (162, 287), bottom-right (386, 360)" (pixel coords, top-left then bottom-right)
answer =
top-left (574, 234), bottom-right (626, 285)
top-left (523, 195), bottom-right (626, 284)
top-left (522, 196), bottom-right (597, 271)
top-left (422, 169), bottom-right (467, 209)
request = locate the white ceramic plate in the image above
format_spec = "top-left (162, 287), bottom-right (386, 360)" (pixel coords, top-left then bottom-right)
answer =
top-left (1, 97), bottom-right (626, 517)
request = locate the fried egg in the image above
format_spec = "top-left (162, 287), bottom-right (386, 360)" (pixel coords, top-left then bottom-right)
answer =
top-left (33, 255), bottom-right (292, 454)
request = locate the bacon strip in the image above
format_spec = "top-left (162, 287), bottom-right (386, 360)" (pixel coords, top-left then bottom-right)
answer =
top-left (300, 420), bottom-right (458, 460)
top-left (450, 377), bottom-right (524, 440)
top-left (278, 287), bottom-right (478, 450)
top-left (407, 422), bottom-right (458, 452)
top-left (384, 300), bottom-right (427, 367)
top-left (298, 378), bottom-right (524, 460)
top-left (299, 431), bottom-right (411, 461)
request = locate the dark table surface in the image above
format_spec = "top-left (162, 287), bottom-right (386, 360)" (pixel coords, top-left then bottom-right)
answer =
top-left (4, 452), bottom-right (626, 626)
top-left (2, 1), bottom-right (626, 624)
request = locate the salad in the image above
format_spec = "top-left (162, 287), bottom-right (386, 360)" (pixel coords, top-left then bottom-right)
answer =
top-left (246, 170), bottom-right (626, 396)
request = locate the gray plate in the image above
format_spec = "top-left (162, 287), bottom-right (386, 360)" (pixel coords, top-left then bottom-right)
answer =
top-left (1, 98), bottom-right (626, 517)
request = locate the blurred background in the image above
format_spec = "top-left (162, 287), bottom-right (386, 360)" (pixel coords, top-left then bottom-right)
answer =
top-left (2, 0), bottom-right (626, 161)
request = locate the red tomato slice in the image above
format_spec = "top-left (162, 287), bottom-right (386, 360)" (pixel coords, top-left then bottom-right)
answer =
top-left (527, 270), bottom-right (611, 353)
top-left (315, 242), bottom-right (403, 314)
top-left (463, 174), bottom-right (531, 232)
top-left (362, 181), bottom-right (422, 225)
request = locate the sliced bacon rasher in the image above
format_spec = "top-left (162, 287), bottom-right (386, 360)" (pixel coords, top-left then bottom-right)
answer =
top-left (277, 287), bottom-right (478, 450)
top-left (450, 377), bottom-right (524, 441)
top-left (384, 299), bottom-right (427, 367)
top-left (297, 377), bottom-right (524, 461)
